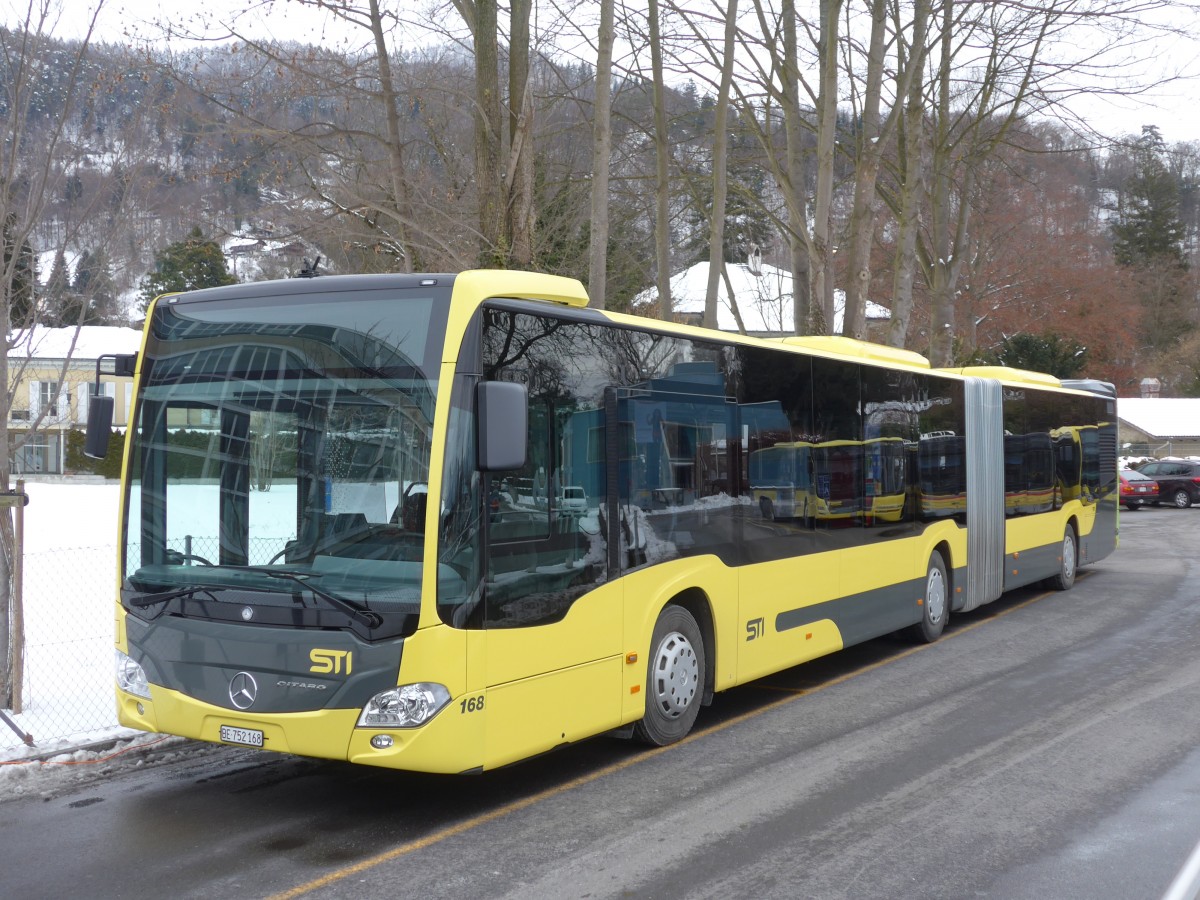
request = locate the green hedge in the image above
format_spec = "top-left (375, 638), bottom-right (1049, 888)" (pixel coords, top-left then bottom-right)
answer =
top-left (65, 427), bottom-right (126, 479)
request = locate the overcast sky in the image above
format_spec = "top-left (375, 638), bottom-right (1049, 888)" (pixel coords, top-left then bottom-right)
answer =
top-left (34, 0), bottom-right (1200, 143)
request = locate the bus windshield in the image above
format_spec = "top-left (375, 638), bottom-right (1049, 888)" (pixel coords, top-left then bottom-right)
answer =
top-left (121, 283), bottom-right (449, 636)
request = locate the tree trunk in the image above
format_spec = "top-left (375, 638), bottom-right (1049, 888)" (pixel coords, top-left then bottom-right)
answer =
top-left (507, 0), bottom-right (534, 267)
top-left (845, 0), bottom-right (929, 340)
top-left (471, 1), bottom-right (505, 267)
top-left (0, 342), bottom-right (9, 709)
top-left (812, 0), bottom-right (843, 334)
top-left (588, 0), bottom-right (615, 309)
top-left (782, 0), bottom-right (811, 334)
top-left (368, 0), bottom-right (413, 272)
top-left (886, 2), bottom-right (931, 349)
top-left (703, 0), bottom-right (740, 331)
top-left (649, 0), bottom-right (673, 321)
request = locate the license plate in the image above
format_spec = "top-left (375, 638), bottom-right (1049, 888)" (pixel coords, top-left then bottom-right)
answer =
top-left (220, 725), bottom-right (264, 747)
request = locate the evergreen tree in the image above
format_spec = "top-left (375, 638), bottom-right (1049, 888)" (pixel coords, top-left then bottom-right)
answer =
top-left (139, 227), bottom-right (237, 310)
top-left (682, 110), bottom-right (776, 266)
top-left (985, 333), bottom-right (1090, 379)
top-left (3, 210), bottom-right (38, 326)
top-left (44, 249), bottom-right (73, 326)
top-left (1111, 127), bottom-right (1187, 267)
top-left (73, 248), bottom-right (121, 324)
top-left (1110, 126), bottom-right (1193, 352)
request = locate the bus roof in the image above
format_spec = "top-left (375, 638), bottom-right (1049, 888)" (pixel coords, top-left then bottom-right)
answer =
top-left (941, 365), bottom-right (1062, 388)
top-left (773, 336), bottom-right (931, 370)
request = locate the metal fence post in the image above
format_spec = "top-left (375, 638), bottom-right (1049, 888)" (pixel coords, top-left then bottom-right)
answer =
top-left (12, 479), bottom-right (24, 715)
top-left (0, 481), bottom-right (26, 717)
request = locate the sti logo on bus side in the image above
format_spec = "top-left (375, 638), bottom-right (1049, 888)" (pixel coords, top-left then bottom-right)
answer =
top-left (310, 649), bottom-right (353, 675)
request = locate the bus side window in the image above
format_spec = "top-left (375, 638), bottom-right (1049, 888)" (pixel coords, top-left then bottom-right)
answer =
top-left (479, 311), bottom-right (609, 628)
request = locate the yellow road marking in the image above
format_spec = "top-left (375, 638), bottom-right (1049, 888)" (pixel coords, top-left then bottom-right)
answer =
top-left (270, 582), bottom-right (1065, 899)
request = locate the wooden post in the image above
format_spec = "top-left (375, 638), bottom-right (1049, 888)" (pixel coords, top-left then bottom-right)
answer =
top-left (13, 479), bottom-right (24, 715)
top-left (1, 482), bottom-right (27, 714)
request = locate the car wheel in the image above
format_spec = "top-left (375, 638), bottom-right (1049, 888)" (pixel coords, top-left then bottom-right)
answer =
top-left (1125, 503), bottom-right (1139, 511)
top-left (1173, 488), bottom-right (1192, 509)
top-left (634, 605), bottom-right (705, 746)
top-left (909, 551), bottom-right (949, 643)
top-left (1046, 525), bottom-right (1077, 591)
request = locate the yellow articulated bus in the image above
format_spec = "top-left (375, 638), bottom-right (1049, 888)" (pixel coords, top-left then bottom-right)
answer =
top-left (85, 271), bottom-right (1118, 774)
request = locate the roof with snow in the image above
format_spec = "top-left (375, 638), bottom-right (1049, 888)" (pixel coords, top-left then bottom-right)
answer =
top-left (1118, 398), bottom-right (1200, 439)
top-left (9, 326), bottom-right (143, 361)
top-left (633, 261), bottom-right (891, 335)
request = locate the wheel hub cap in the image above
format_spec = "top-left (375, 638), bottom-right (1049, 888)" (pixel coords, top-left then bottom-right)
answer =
top-left (927, 568), bottom-right (946, 624)
top-left (652, 632), bottom-right (698, 719)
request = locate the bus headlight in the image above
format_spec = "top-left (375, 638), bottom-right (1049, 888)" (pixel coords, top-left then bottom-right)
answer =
top-left (357, 683), bottom-right (451, 728)
top-left (115, 649), bottom-right (151, 699)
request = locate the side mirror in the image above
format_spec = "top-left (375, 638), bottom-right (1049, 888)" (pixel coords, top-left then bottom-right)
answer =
top-left (477, 381), bottom-right (527, 472)
top-left (84, 394), bottom-right (115, 459)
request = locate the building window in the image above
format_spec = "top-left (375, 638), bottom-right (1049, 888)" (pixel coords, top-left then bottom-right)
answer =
top-left (40, 381), bottom-right (59, 412)
top-left (12, 434), bottom-right (61, 474)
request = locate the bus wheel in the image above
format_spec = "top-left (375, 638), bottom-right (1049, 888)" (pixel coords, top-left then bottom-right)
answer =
top-left (910, 551), bottom-right (948, 643)
top-left (634, 605), bottom-right (705, 746)
top-left (760, 497), bottom-right (774, 520)
top-left (1047, 525), bottom-right (1077, 591)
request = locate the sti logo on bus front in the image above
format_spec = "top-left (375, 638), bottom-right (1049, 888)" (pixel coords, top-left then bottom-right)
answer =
top-left (310, 649), bottom-right (353, 675)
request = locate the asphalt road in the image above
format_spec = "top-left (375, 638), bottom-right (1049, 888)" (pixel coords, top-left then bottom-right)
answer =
top-left (3, 505), bottom-right (1199, 900)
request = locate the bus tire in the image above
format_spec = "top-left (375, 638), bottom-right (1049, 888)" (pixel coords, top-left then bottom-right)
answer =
top-left (634, 605), bottom-right (705, 746)
top-left (1047, 525), bottom-right (1077, 591)
top-left (909, 551), bottom-right (949, 643)
top-left (760, 497), bottom-right (774, 520)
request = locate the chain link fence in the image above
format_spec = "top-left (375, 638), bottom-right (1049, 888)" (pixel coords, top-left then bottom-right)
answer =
top-left (2, 546), bottom-right (122, 758)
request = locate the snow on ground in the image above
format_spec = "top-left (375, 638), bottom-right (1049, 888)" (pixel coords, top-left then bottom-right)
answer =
top-left (1, 481), bottom-right (129, 762)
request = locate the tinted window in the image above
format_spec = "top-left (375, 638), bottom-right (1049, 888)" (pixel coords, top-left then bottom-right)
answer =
top-left (477, 310), bottom-right (612, 627)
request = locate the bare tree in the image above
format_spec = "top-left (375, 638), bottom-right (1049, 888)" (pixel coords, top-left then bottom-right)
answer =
top-left (452, 1), bottom-right (505, 266)
top-left (161, 3), bottom-right (439, 271)
top-left (701, 0), bottom-right (740, 331)
top-left (507, 0), bottom-right (535, 266)
top-left (0, 1), bottom-right (107, 709)
top-left (648, 0), bottom-right (673, 321)
top-left (809, 0), bottom-right (843, 334)
top-left (888, 0), bottom-right (1182, 364)
top-left (884, 1), bottom-right (931, 349)
top-left (839, 0), bottom-right (928, 338)
top-left (781, 0), bottom-right (813, 334)
top-left (587, 0), bottom-right (615, 309)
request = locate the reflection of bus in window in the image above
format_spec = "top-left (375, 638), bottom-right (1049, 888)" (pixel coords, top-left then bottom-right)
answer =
top-left (1004, 433), bottom-right (1056, 515)
top-left (750, 438), bottom-right (909, 524)
top-left (95, 270), bottom-right (1118, 775)
top-left (917, 432), bottom-right (966, 518)
top-left (811, 440), bottom-right (863, 522)
top-left (749, 442), bottom-right (812, 520)
top-left (1050, 424), bottom-right (1107, 504)
top-left (863, 437), bottom-right (909, 523)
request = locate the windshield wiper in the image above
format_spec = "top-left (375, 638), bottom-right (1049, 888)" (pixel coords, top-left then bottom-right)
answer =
top-left (126, 586), bottom-right (220, 608)
top-left (221, 565), bottom-right (383, 629)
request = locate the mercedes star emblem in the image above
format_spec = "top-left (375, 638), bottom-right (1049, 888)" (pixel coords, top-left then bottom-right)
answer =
top-left (229, 671), bottom-right (258, 710)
